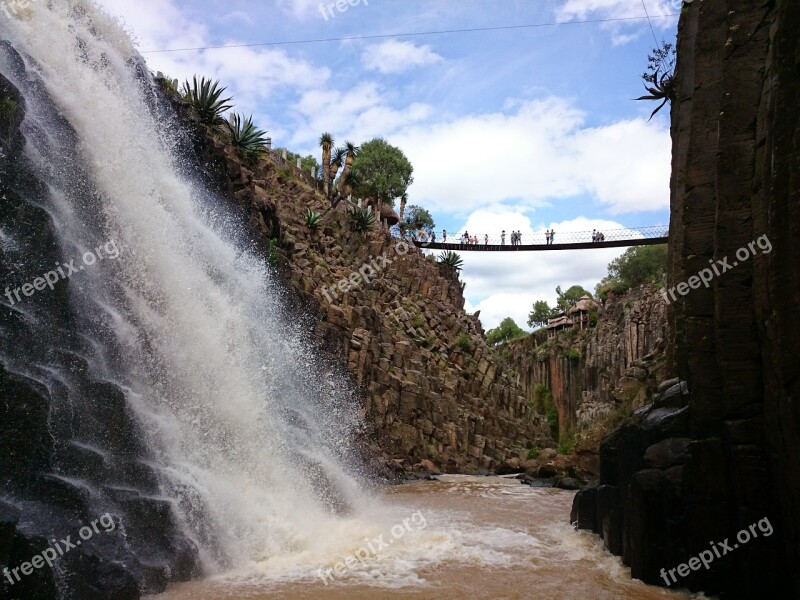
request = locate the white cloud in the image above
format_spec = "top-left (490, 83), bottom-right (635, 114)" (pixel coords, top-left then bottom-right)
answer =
top-left (275, 0), bottom-right (321, 20)
top-left (556, 0), bottom-right (680, 45)
top-left (361, 41), bottom-right (443, 74)
top-left (455, 214), bottom-right (642, 331)
top-left (395, 98), bottom-right (671, 215)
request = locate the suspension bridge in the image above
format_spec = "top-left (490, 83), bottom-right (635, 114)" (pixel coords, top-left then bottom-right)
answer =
top-left (411, 226), bottom-right (669, 251)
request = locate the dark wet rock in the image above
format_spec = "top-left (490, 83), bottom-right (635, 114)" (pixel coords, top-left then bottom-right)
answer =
top-left (643, 438), bottom-right (692, 469)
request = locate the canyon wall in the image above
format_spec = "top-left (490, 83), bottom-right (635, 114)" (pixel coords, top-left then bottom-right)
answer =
top-left (504, 283), bottom-right (668, 451)
top-left (572, 1), bottom-right (800, 596)
top-left (183, 103), bottom-right (553, 477)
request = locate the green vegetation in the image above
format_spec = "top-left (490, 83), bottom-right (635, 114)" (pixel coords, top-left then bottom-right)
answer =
top-left (528, 300), bottom-right (557, 329)
top-left (525, 447), bottom-right (541, 460)
top-left (276, 148), bottom-right (320, 178)
top-left (157, 76), bottom-right (179, 96)
top-left (486, 317), bottom-right (527, 346)
top-left (555, 285), bottom-right (593, 312)
top-left (402, 205), bottom-right (435, 237)
top-left (181, 76), bottom-right (233, 128)
top-left (347, 205), bottom-right (376, 232)
top-left (437, 250), bottom-right (463, 273)
top-left (636, 41), bottom-right (677, 120)
top-left (0, 95), bottom-right (18, 135)
top-left (351, 138), bottom-right (414, 207)
top-left (456, 333), bottom-right (473, 353)
top-left (567, 348), bottom-right (581, 362)
top-left (319, 132), bottom-right (334, 197)
top-left (303, 209), bottom-right (322, 230)
top-left (268, 238), bottom-right (279, 268)
top-left (596, 244), bottom-right (668, 298)
top-left (227, 113), bottom-right (269, 163)
top-left (557, 429), bottom-right (577, 455)
top-left (532, 383), bottom-right (559, 438)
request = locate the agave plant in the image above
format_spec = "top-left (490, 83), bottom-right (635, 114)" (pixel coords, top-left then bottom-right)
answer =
top-left (181, 76), bottom-right (233, 127)
top-left (347, 205), bottom-right (376, 233)
top-left (227, 113), bottom-right (269, 161)
top-left (437, 250), bottom-right (464, 272)
top-left (635, 68), bottom-right (675, 120)
top-left (304, 208), bottom-right (322, 229)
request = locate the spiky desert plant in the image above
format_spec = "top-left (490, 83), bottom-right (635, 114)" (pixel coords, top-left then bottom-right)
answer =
top-left (181, 76), bottom-right (233, 127)
top-left (635, 69), bottom-right (675, 120)
top-left (437, 250), bottom-right (464, 272)
top-left (636, 42), bottom-right (676, 120)
top-left (304, 208), bottom-right (322, 229)
top-left (227, 113), bottom-right (269, 162)
top-left (347, 205), bottom-right (376, 233)
top-left (319, 133), bottom-right (334, 197)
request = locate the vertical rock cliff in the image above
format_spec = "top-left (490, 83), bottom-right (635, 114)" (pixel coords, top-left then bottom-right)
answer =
top-left (572, 1), bottom-right (800, 597)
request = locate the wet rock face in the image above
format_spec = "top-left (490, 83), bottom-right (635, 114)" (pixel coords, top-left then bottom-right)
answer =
top-left (1, 46), bottom-right (200, 599)
top-left (574, 0), bottom-right (800, 597)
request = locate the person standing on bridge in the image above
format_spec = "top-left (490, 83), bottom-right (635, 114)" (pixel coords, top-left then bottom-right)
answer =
top-left (592, 229), bottom-right (597, 243)
top-left (501, 230), bottom-right (506, 245)
top-left (484, 234), bottom-right (489, 246)
top-left (517, 231), bottom-right (522, 245)
top-left (545, 229), bottom-right (551, 244)
top-left (443, 230), bottom-right (447, 243)
top-left (550, 229), bottom-right (555, 244)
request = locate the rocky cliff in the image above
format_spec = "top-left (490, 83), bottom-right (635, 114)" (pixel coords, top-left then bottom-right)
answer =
top-left (503, 283), bottom-right (668, 468)
top-left (571, 1), bottom-right (800, 597)
top-left (175, 94), bottom-right (553, 477)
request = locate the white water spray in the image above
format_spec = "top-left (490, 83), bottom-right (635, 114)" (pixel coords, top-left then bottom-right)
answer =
top-left (1, 0), bottom-right (370, 575)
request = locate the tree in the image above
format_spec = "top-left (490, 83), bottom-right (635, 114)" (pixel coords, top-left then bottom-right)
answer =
top-left (402, 205), bottom-right (435, 236)
top-left (596, 244), bottom-right (668, 298)
top-left (486, 317), bottom-right (527, 346)
top-left (555, 285), bottom-right (593, 313)
top-left (351, 138), bottom-right (414, 208)
top-left (319, 132), bottom-right (333, 197)
top-left (528, 300), bottom-right (556, 329)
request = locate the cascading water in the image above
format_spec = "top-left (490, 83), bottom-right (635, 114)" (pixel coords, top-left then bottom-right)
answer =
top-left (0, 1), bottom-right (372, 595)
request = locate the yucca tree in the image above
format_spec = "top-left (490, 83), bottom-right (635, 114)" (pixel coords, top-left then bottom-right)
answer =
top-left (337, 141), bottom-right (359, 194)
top-left (319, 133), bottom-right (334, 197)
top-left (181, 76), bottom-right (233, 128)
top-left (399, 192), bottom-right (408, 221)
top-left (227, 113), bottom-right (269, 162)
top-left (329, 147), bottom-right (346, 189)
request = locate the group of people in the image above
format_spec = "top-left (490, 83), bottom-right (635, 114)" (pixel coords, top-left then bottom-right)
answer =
top-left (415, 228), bottom-right (610, 245)
top-left (501, 230), bottom-right (523, 246)
top-left (455, 231), bottom-right (489, 245)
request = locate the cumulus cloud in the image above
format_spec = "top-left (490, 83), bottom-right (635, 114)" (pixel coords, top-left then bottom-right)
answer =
top-left (361, 41), bottom-right (443, 74)
top-left (396, 98), bottom-right (670, 215)
top-left (455, 214), bottom-right (642, 331)
top-left (555, 0), bottom-right (680, 45)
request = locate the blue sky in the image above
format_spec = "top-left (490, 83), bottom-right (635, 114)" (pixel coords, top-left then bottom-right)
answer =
top-left (97, 0), bottom-right (680, 330)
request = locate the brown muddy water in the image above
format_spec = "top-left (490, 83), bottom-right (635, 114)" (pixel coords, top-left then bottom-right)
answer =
top-left (150, 475), bottom-right (705, 600)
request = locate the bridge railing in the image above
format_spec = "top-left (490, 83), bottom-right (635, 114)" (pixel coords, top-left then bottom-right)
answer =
top-left (407, 225), bottom-right (669, 245)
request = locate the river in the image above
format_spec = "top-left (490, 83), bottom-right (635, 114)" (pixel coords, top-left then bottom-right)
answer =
top-left (151, 475), bottom-right (701, 600)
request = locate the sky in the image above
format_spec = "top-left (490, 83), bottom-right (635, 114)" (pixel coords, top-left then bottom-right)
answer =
top-left (95, 0), bottom-right (680, 331)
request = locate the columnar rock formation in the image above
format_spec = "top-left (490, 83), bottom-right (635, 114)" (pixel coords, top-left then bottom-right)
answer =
top-left (504, 284), bottom-right (668, 437)
top-left (187, 114), bottom-right (553, 476)
top-left (571, 1), bottom-right (800, 596)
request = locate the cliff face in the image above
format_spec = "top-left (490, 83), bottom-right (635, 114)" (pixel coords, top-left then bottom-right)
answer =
top-left (183, 107), bottom-right (553, 477)
top-left (572, 1), bottom-right (800, 596)
top-left (503, 283), bottom-right (668, 454)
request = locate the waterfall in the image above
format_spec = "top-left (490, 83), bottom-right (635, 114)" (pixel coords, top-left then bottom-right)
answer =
top-left (0, 0), bottom-right (367, 591)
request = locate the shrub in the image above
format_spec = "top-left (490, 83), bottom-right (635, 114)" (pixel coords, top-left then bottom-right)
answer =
top-left (181, 76), bottom-right (233, 128)
top-left (557, 429), bottom-right (577, 455)
top-left (303, 209), bottom-right (322, 229)
top-left (227, 113), bottom-right (269, 163)
top-left (268, 238), bottom-right (279, 268)
top-left (526, 447), bottom-right (541, 460)
top-left (347, 206), bottom-right (376, 232)
top-left (568, 349), bottom-right (581, 362)
top-left (437, 250), bottom-right (463, 272)
top-left (456, 333), bottom-right (472, 353)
